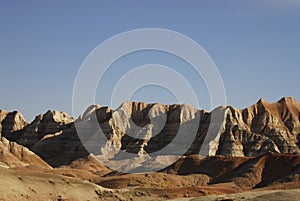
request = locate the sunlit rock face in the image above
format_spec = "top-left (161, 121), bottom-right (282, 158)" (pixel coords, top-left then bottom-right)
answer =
top-left (76, 97), bottom-right (300, 159)
top-left (0, 110), bottom-right (28, 135)
top-left (0, 136), bottom-right (51, 169)
top-left (2, 110), bottom-right (74, 147)
top-left (209, 97), bottom-right (300, 157)
top-left (1, 97), bottom-right (299, 167)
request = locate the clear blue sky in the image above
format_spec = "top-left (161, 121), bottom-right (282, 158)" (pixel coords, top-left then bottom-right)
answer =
top-left (1, 0), bottom-right (300, 121)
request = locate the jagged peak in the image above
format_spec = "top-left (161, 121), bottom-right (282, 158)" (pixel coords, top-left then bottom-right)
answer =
top-left (43, 109), bottom-right (54, 118)
top-left (82, 104), bottom-right (101, 117)
top-left (115, 101), bottom-right (132, 111)
top-left (114, 101), bottom-right (157, 113)
top-left (39, 110), bottom-right (73, 124)
top-left (109, 102), bottom-right (201, 126)
top-left (2, 110), bottom-right (27, 123)
top-left (225, 105), bottom-right (240, 111)
top-left (32, 114), bottom-right (43, 122)
top-left (13, 111), bottom-right (26, 122)
top-left (103, 101), bottom-right (211, 114)
top-left (256, 98), bottom-right (269, 105)
top-left (0, 110), bottom-right (28, 134)
top-left (278, 96), bottom-right (298, 104)
top-left (224, 106), bottom-right (244, 118)
top-left (248, 98), bottom-right (270, 113)
top-left (0, 109), bottom-right (8, 114)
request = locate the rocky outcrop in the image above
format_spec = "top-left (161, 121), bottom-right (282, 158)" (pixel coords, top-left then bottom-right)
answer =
top-left (162, 152), bottom-right (300, 190)
top-left (3, 110), bottom-right (74, 146)
top-left (29, 124), bottom-right (89, 167)
top-left (0, 110), bottom-right (82, 167)
top-left (94, 97), bottom-right (299, 158)
top-left (1, 97), bottom-right (299, 167)
top-left (0, 110), bottom-right (27, 135)
top-left (0, 136), bottom-right (51, 169)
top-left (197, 97), bottom-right (300, 157)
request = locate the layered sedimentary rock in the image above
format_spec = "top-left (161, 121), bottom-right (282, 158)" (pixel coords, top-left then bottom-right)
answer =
top-left (1, 97), bottom-right (299, 167)
top-left (79, 97), bottom-right (300, 158)
top-left (0, 110), bottom-right (82, 167)
top-left (0, 136), bottom-right (51, 168)
top-left (162, 152), bottom-right (300, 190)
top-left (0, 110), bottom-right (27, 135)
top-left (216, 97), bottom-right (300, 156)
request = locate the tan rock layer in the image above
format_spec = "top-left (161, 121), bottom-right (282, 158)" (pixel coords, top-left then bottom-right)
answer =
top-left (0, 97), bottom-right (299, 167)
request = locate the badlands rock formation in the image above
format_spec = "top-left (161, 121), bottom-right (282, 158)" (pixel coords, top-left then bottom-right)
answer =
top-left (0, 136), bottom-right (51, 169)
top-left (0, 98), bottom-right (300, 200)
top-left (0, 110), bottom-right (27, 135)
top-left (1, 97), bottom-right (299, 167)
top-left (0, 109), bottom-right (87, 166)
top-left (162, 152), bottom-right (300, 190)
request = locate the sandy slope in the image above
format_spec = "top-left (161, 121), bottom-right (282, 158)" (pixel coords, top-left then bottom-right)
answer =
top-left (181, 188), bottom-right (300, 201)
top-left (0, 166), bottom-right (235, 201)
top-left (0, 166), bottom-right (105, 200)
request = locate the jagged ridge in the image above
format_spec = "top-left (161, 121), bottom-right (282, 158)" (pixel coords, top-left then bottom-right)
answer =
top-left (0, 97), bottom-right (299, 167)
